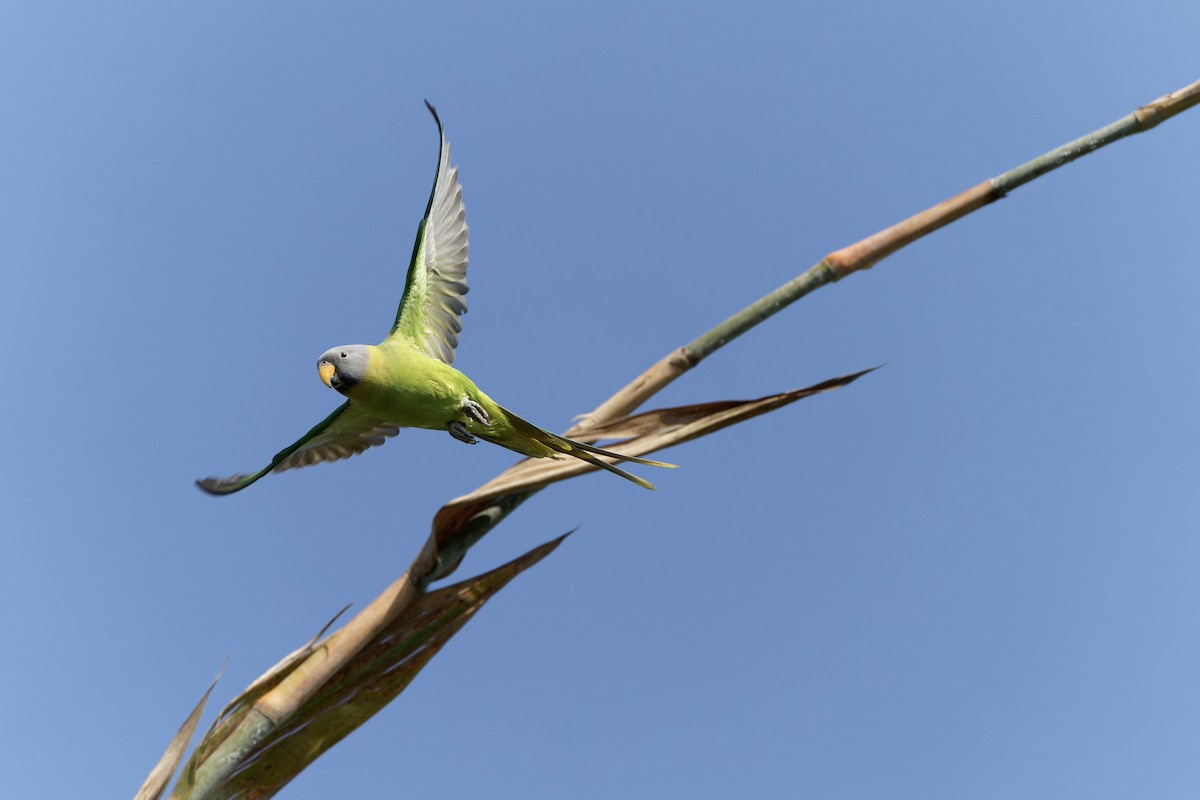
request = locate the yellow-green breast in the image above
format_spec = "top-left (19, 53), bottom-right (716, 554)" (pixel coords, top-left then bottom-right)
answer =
top-left (346, 343), bottom-right (493, 431)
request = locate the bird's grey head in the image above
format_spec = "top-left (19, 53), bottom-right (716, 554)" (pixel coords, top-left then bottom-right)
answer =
top-left (317, 345), bottom-right (370, 395)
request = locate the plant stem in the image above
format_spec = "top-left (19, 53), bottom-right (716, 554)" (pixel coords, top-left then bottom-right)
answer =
top-left (580, 78), bottom-right (1200, 426)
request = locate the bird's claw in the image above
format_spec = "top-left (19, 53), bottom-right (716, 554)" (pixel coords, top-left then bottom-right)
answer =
top-left (462, 398), bottom-right (491, 426)
top-left (449, 400), bottom-right (488, 444)
top-left (448, 421), bottom-right (477, 445)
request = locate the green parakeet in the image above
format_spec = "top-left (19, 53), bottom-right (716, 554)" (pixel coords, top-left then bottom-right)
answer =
top-left (197, 102), bottom-right (674, 495)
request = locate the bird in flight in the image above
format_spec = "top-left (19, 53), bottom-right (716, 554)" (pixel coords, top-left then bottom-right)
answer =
top-left (197, 102), bottom-right (674, 495)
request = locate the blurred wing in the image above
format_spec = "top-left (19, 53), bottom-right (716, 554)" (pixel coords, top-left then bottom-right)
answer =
top-left (196, 402), bottom-right (401, 496)
top-left (387, 101), bottom-right (469, 364)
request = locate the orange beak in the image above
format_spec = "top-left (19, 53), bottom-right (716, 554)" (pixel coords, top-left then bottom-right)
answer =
top-left (318, 361), bottom-right (336, 388)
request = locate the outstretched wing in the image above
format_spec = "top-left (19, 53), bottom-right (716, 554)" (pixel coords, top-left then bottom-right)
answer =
top-left (196, 402), bottom-right (401, 495)
top-left (386, 100), bottom-right (469, 364)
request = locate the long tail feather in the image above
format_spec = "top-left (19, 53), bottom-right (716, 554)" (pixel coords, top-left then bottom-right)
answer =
top-left (562, 437), bottom-right (677, 469)
top-left (483, 404), bottom-right (676, 490)
top-left (558, 448), bottom-right (658, 490)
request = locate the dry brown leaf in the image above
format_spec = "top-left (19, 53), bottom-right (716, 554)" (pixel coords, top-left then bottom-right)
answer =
top-left (135, 669), bottom-right (222, 800)
top-left (424, 368), bottom-right (877, 582)
top-left (177, 534), bottom-right (566, 800)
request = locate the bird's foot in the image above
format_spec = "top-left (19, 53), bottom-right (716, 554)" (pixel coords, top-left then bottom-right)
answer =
top-left (447, 420), bottom-right (477, 445)
top-left (462, 398), bottom-right (491, 426)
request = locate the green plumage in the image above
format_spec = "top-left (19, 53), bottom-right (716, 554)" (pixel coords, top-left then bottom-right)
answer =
top-left (346, 341), bottom-right (669, 490)
top-left (196, 102), bottom-right (673, 496)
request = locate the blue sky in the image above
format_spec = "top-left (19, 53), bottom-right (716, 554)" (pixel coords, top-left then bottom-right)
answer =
top-left (4, 2), bottom-right (1200, 798)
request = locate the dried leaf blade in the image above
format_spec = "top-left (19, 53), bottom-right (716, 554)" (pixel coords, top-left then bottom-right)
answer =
top-left (135, 669), bottom-right (222, 800)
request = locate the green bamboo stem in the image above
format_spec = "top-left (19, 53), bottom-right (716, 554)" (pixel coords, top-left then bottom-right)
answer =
top-left (585, 77), bottom-right (1200, 425)
top-left (170, 710), bottom-right (273, 800)
top-left (998, 80), bottom-right (1200, 193)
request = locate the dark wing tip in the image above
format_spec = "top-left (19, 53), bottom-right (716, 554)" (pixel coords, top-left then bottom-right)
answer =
top-left (195, 474), bottom-right (254, 496)
top-left (423, 99), bottom-right (443, 134)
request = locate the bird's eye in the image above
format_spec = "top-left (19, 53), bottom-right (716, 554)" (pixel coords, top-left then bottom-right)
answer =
top-left (340, 351), bottom-right (347, 358)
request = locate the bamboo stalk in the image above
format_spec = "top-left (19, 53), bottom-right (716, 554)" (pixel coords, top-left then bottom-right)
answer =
top-left (569, 87), bottom-right (1168, 433)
